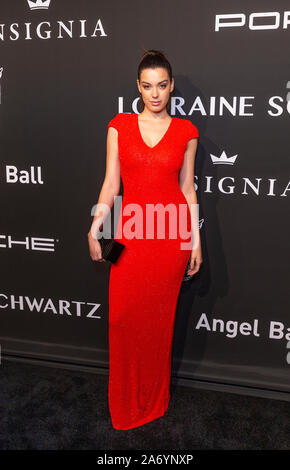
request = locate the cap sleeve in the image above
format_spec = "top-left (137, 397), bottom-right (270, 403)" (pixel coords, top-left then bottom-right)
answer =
top-left (107, 113), bottom-right (122, 131)
top-left (187, 120), bottom-right (199, 141)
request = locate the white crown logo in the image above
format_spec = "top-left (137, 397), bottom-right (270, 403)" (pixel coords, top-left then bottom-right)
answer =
top-left (210, 150), bottom-right (238, 165)
top-left (27, 0), bottom-right (51, 10)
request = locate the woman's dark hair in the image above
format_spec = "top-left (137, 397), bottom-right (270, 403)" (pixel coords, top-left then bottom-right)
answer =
top-left (137, 49), bottom-right (173, 113)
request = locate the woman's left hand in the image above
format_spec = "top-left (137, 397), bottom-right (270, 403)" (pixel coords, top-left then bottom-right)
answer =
top-left (187, 245), bottom-right (203, 276)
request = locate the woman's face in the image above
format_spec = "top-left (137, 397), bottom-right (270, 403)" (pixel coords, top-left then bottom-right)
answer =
top-left (137, 67), bottom-right (174, 113)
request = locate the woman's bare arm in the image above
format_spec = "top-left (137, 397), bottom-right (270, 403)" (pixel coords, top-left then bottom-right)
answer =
top-left (88, 126), bottom-right (121, 260)
top-left (178, 138), bottom-right (202, 275)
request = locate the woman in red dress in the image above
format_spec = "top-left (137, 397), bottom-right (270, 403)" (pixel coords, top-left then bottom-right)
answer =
top-left (88, 50), bottom-right (202, 430)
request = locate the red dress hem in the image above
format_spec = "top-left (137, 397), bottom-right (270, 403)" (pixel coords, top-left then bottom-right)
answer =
top-left (111, 395), bottom-right (170, 430)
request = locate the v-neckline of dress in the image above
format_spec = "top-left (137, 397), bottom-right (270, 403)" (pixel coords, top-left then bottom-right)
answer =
top-left (136, 113), bottom-right (174, 150)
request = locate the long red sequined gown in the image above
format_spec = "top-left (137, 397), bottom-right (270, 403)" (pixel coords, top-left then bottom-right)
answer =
top-left (107, 112), bottom-right (199, 430)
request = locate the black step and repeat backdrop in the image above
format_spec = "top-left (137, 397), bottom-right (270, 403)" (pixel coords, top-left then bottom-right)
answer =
top-left (1, 0), bottom-right (290, 400)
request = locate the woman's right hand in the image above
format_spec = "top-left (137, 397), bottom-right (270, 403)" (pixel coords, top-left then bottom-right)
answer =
top-left (87, 230), bottom-right (106, 262)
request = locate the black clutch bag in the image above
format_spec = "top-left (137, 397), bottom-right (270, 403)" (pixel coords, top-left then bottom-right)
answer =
top-left (98, 235), bottom-right (125, 263)
top-left (182, 257), bottom-right (194, 282)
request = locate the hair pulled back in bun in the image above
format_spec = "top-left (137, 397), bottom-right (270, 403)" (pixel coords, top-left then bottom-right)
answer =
top-left (137, 49), bottom-right (173, 112)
